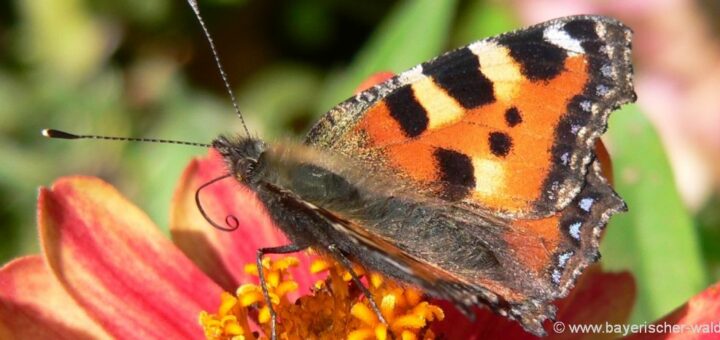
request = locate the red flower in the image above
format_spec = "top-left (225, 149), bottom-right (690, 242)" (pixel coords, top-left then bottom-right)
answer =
top-left (0, 151), bottom-right (443, 339)
top-left (2, 149), bottom-right (720, 339)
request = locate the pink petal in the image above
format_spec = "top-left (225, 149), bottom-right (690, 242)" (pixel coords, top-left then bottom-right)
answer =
top-left (170, 150), bottom-right (317, 296)
top-left (0, 256), bottom-right (111, 339)
top-left (38, 176), bottom-right (223, 339)
top-left (433, 266), bottom-right (635, 339)
top-left (626, 282), bottom-right (720, 340)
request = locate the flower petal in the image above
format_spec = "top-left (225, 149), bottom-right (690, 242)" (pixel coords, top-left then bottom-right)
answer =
top-left (38, 176), bottom-right (223, 339)
top-left (0, 256), bottom-right (111, 339)
top-left (626, 281), bottom-right (720, 340)
top-left (552, 266), bottom-right (635, 338)
top-left (170, 150), bottom-right (316, 296)
top-left (557, 265), bottom-right (635, 324)
top-left (355, 72), bottom-right (395, 92)
top-left (432, 266), bottom-right (635, 339)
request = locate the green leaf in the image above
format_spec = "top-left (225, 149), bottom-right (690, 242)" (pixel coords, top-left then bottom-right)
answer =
top-left (452, 0), bottom-right (517, 47)
top-left (238, 64), bottom-right (322, 138)
top-left (17, 0), bottom-right (108, 83)
top-left (697, 194), bottom-right (720, 281)
top-left (601, 105), bottom-right (709, 323)
top-left (315, 0), bottom-right (458, 114)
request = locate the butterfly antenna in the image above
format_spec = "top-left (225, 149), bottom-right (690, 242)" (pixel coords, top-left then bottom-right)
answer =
top-left (195, 173), bottom-right (240, 231)
top-left (41, 128), bottom-right (211, 148)
top-left (186, 0), bottom-right (251, 137)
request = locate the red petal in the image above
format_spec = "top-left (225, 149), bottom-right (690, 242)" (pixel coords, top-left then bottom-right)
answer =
top-left (595, 141), bottom-right (613, 184)
top-left (552, 266), bottom-right (635, 339)
top-left (355, 72), bottom-right (395, 92)
top-left (170, 150), bottom-right (316, 296)
top-left (432, 266), bottom-right (635, 339)
top-left (38, 176), bottom-right (223, 339)
top-left (0, 256), bottom-right (111, 339)
top-left (626, 282), bottom-right (720, 340)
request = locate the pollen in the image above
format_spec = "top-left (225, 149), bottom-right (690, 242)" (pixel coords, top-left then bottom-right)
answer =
top-left (199, 254), bottom-right (444, 339)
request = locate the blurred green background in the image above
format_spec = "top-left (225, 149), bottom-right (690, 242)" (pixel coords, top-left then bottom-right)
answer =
top-left (2, 0), bottom-right (719, 327)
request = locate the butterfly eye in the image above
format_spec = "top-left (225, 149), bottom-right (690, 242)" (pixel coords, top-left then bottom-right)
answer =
top-left (237, 158), bottom-right (257, 177)
top-left (246, 160), bottom-right (256, 174)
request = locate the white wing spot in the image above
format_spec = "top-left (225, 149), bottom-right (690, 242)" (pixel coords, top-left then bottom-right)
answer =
top-left (552, 251), bottom-right (575, 284)
top-left (580, 100), bottom-right (592, 112)
top-left (560, 152), bottom-right (570, 165)
top-left (558, 251), bottom-right (573, 267)
top-left (543, 24), bottom-right (585, 54)
top-left (552, 269), bottom-right (562, 283)
top-left (601, 64), bottom-right (613, 77)
top-left (596, 84), bottom-right (610, 96)
top-left (579, 198), bottom-right (595, 212)
top-left (569, 221), bottom-right (582, 240)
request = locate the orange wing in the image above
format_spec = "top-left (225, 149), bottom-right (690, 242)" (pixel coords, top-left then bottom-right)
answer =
top-left (306, 16), bottom-right (635, 219)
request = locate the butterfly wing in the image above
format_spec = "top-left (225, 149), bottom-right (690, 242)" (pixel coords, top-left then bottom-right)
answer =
top-left (302, 15), bottom-right (634, 335)
top-left (290, 159), bottom-right (624, 336)
top-left (306, 15), bottom-right (634, 219)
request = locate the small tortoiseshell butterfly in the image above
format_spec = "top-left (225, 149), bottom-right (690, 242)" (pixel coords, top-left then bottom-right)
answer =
top-left (212, 15), bottom-right (635, 337)
top-left (43, 8), bottom-right (635, 337)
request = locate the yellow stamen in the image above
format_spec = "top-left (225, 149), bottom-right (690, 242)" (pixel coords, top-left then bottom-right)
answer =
top-left (348, 329), bottom-right (375, 340)
top-left (341, 264), bottom-right (366, 282)
top-left (222, 317), bottom-right (243, 335)
top-left (375, 324), bottom-right (389, 340)
top-left (381, 294), bottom-right (397, 321)
top-left (243, 263), bottom-right (258, 276)
top-left (275, 280), bottom-right (299, 297)
top-left (258, 306), bottom-right (271, 324)
top-left (370, 273), bottom-right (384, 288)
top-left (393, 314), bottom-right (426, 330)
top-left (237, 285), bottom-right (263, 307)
top-left (267, 271), bottom-right (280, 287)
top-left (401, 330), bottom-right (418, 340)
top-left (310, 258), bottom-right (332, 273)
top-left (351, 302), bottom-right (379, 325)
top-left (273, 257), bottom-right (299, 270)
top-left (218, 292), bottom-right (238, 316)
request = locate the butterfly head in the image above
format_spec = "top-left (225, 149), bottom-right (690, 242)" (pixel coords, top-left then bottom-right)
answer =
top-left (212, 136), bottom-right (267, 183)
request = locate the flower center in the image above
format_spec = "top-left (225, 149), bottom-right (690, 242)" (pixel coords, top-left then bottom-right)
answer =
top-left (199, 254), bottom-right (444, 339)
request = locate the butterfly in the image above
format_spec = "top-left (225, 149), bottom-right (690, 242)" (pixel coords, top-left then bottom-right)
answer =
top-left (41, 10), bottom-right (633, 337)
top-left (210, 14), bottom-right (636, 336)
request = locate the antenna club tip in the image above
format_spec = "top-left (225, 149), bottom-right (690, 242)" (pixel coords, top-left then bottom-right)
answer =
top-left (41, 129), bottom-right (79, 139)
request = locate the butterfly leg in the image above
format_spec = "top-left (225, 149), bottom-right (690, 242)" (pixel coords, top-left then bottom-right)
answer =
top-left (327, 244), bottom-right (388, 326)
top-left (257, 244), bottom-right (307, 340)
